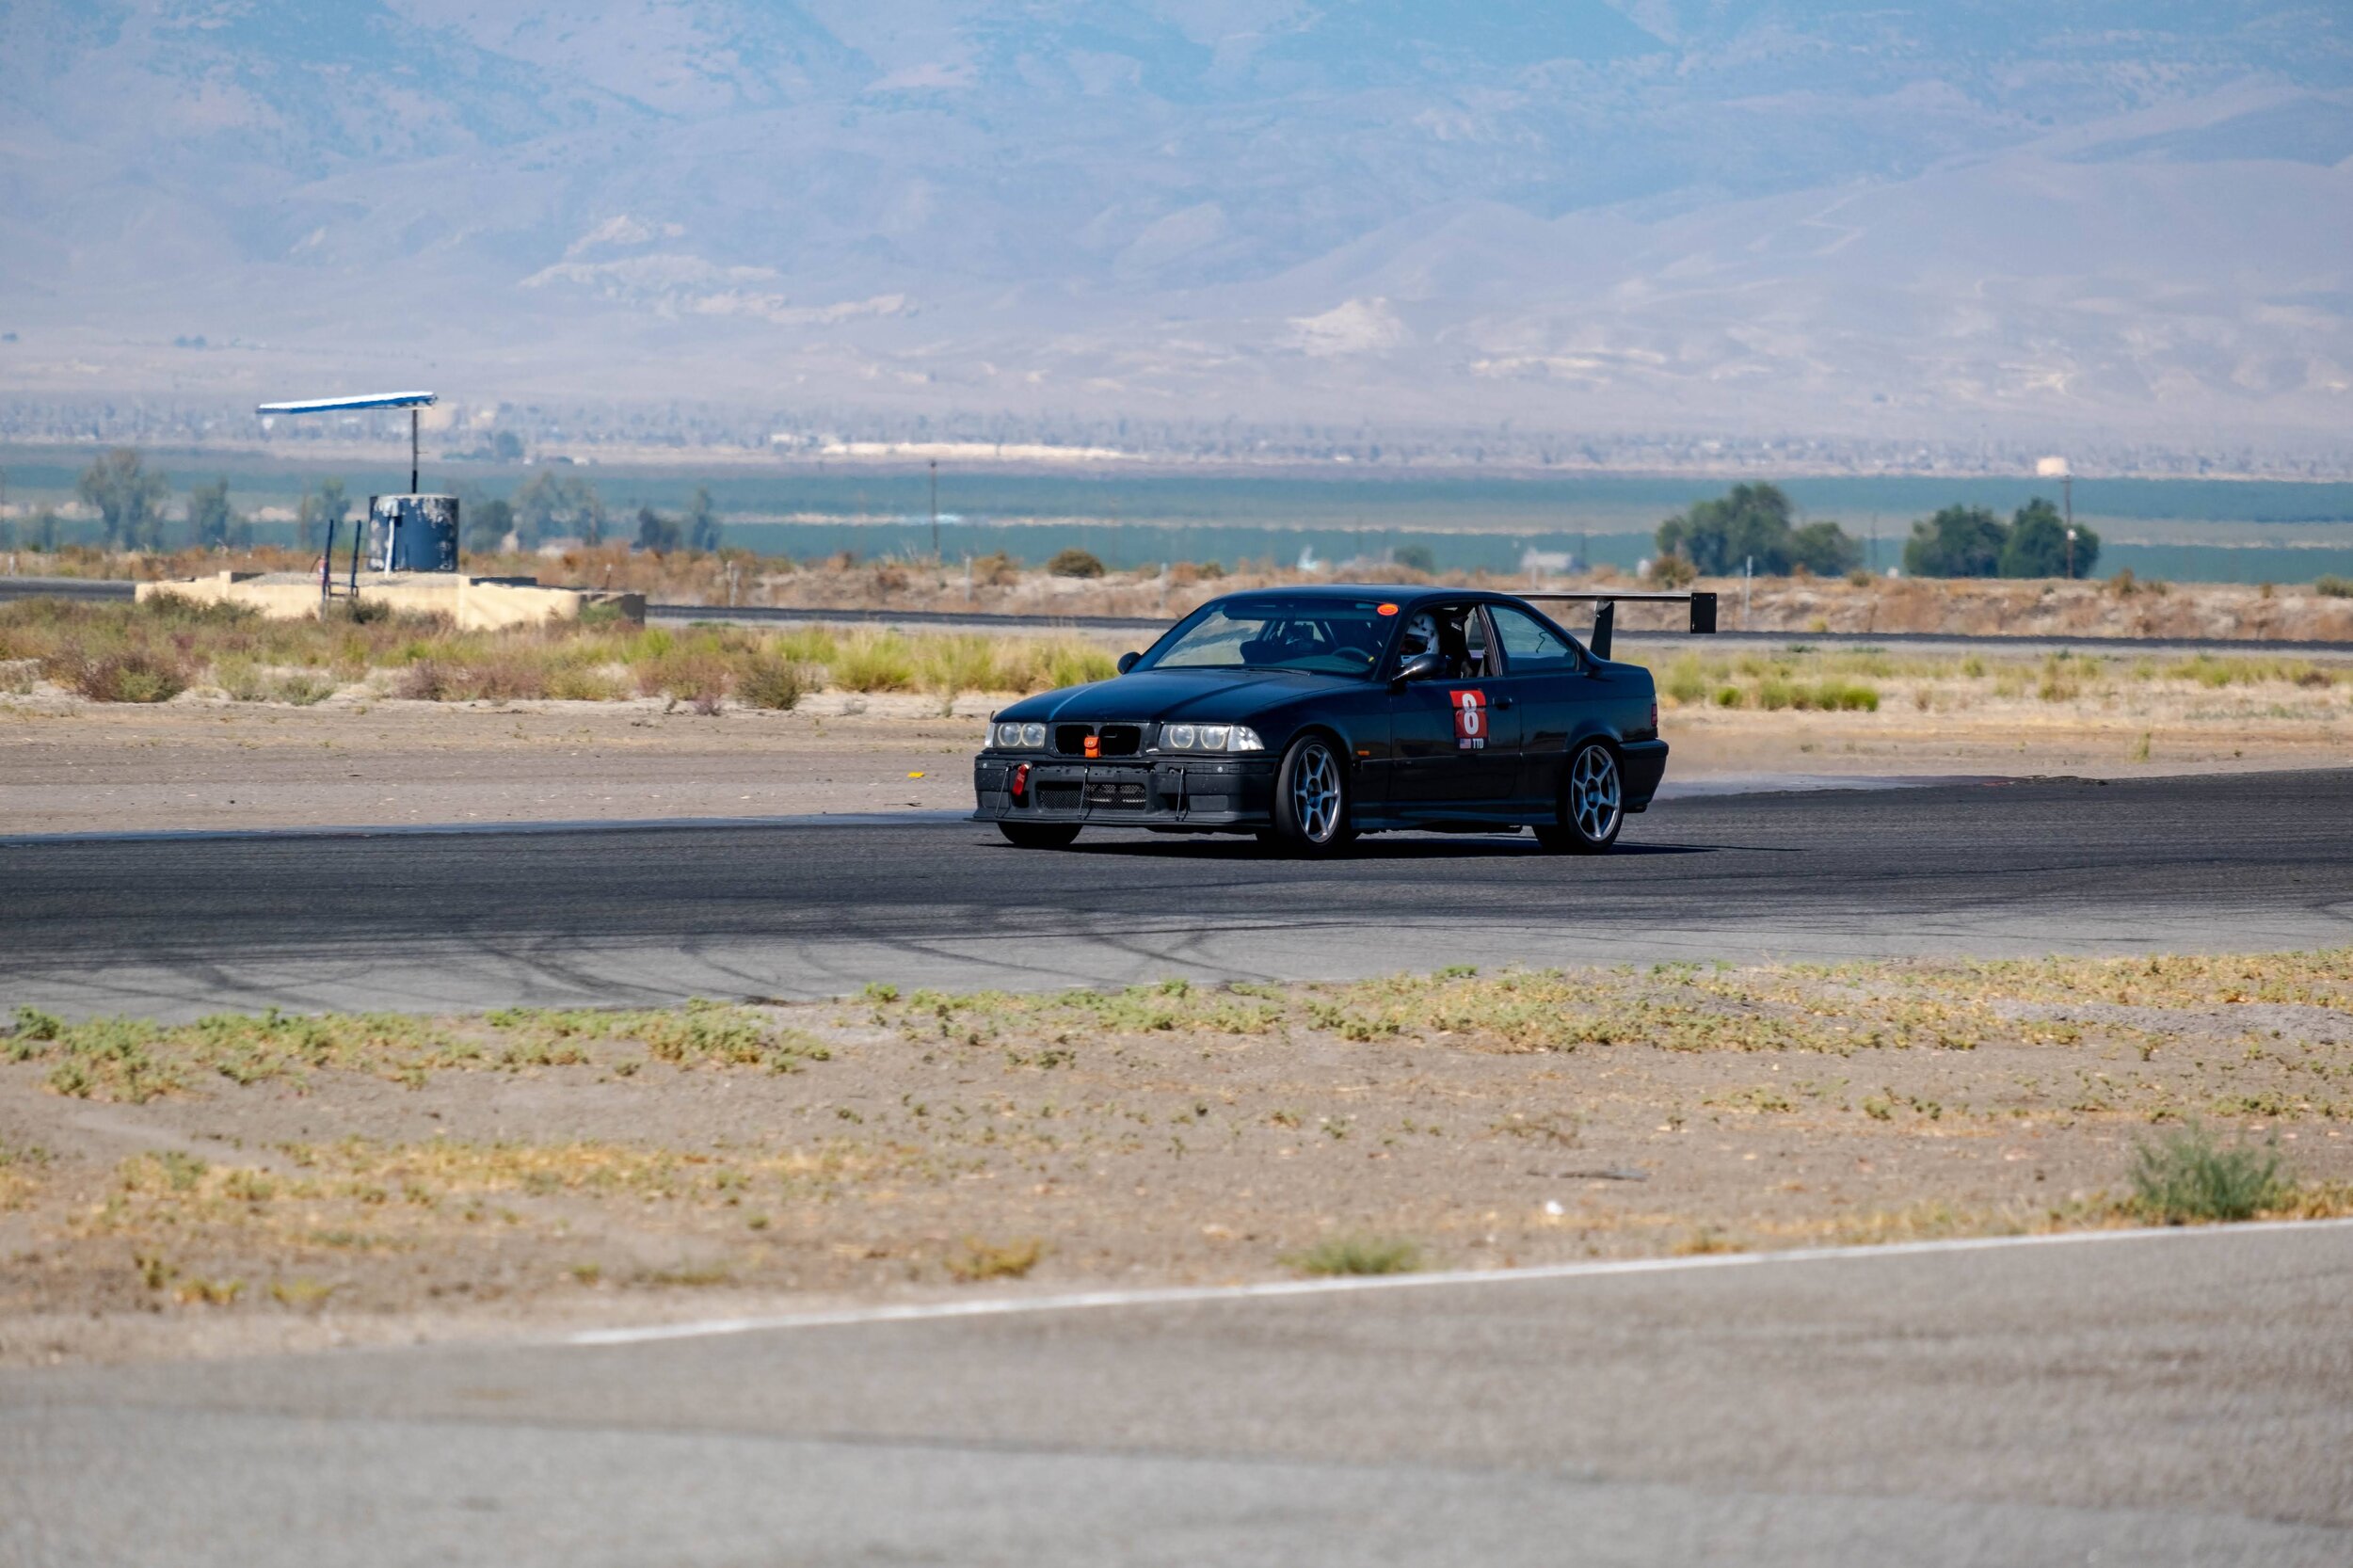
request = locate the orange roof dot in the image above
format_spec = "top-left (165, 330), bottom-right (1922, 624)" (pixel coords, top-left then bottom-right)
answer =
top-left (1376, 601), bottom-right (1400, 616)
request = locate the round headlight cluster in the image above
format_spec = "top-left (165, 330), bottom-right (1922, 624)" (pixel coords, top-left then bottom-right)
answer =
top-left (992, 721), bottom-right (1048, 748)
top-left (1159, 723), bottom-right (1263, 752)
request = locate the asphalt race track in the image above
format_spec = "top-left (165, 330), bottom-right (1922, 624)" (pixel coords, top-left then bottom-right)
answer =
top-left (4, 769), bottom-right (2350, 1019)
top-left (4, 1222), bottom-right (2349, 1566)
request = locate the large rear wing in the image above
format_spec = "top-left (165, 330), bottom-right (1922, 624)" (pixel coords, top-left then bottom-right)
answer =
top-left (1516, 590), bottom-right (1717, 661)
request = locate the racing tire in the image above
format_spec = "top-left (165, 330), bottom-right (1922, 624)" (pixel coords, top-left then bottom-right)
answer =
top-left (998, 822), bottom-right (1081, 849)
top-left (1260, 733), bottom-right (1355, 857)
top-left (1534, 740), bottom-right (1624, 855)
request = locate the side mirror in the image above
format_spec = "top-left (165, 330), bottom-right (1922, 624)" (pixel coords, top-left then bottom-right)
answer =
top-left (1115, 651), bottom-right (1140, 675)
top-left (1389, 650), bottom-right (1444, 690)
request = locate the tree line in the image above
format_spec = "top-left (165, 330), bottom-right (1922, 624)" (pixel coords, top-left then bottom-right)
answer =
top-left (1654, 484), bottom-right (2099, 580)
top-left (1, 450), bottom-right (725, 558)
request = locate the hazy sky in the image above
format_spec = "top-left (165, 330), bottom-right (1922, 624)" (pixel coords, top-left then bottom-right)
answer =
top-left (3, 2), bottom-right (2349, 447)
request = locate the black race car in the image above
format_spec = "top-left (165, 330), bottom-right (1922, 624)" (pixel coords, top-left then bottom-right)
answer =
top-left (972, 584), bottom-right (1714, 856)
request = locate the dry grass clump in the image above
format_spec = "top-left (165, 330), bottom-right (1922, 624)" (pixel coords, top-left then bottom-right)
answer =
top-left (1897, 950), bottom-right (2353, 1012)
top-left (0, 1138), bottom-right (50, 1211)
top-left (2127, 1124), bottom-right (2291, 1224)
top-left (77, 1135), bottom-right (888, 1261)
top-left (946, 1237), bottom-right (1047, 1281)
top-left (1643, 644), bottom-right (2347, 719)
top-left (5, 1000), bottom-right (831, 1101)
top-left (0, 598), bottom-right (1113, 706)
top-left (1287, 1234), bottom-right (1423, 1275)
top-left (866, 976), bottom-right (1290, 1045)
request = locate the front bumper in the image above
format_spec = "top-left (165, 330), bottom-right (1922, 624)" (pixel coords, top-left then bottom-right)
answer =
top-left (973, 755), bottom-right (1276, 828)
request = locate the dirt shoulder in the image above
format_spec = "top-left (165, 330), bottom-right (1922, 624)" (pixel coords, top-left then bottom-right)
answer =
top-left (2, 955), bottom-right (2345, 1366)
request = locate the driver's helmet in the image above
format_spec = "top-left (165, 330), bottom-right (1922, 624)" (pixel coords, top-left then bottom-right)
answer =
top-left (1400, 611), bottom-right (1438, 658)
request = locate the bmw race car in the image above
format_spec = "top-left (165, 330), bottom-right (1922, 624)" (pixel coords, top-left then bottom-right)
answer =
top-left (972, 584), bottom-right (1715, 855)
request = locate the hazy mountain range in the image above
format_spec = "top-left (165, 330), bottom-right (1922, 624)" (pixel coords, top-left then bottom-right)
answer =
top-left (3, 1), bottom-right (2350, 454)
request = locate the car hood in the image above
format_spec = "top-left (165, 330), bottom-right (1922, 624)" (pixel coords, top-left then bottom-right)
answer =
top-left (997, 668), bottom-right (1357, 724)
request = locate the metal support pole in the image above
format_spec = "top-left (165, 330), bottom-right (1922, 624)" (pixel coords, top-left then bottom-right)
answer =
top-left (929, 459), bottom-right (939, 560)
top-left (410, 408), bottom-right (420, 495)
top-left (2063, 475), bottom-right (2074, 580)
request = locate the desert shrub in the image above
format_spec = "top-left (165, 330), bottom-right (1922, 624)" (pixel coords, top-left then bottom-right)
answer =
top-left (914, 635), bottom-right (1002, 701)
top-left (270, 671), bottom-right (339, 706)
top-left (1660, 655), bottom-right (1709, 705)
top-left (1048, 547), bottom-right (1105, 579)
top-left (826, 631), bottom-right (918, 692)
top-left (735, 655), bottom-right (811, 711)
top-left (72, 648), bottom-right (188, 702)
top-left (544, 664), bottom-right (629, 701)
top-left (635, 648), bottom-right (733, 707)
top-left (1647, 553), bottom-right (1698, 587)
top-left (393, 652), bottom-right (552, 702)
top-left (2129, 1124), bottom-right (2289, 1224)
top-left (2316, 575), bottom-right (2353, 600)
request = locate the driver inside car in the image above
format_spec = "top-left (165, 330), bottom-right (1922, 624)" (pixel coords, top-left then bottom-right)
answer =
top-left (1397, 611), bottom-right (1438, 674)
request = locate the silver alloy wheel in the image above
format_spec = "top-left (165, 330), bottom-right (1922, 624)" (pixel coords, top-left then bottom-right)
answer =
top-left (1569, 743), bottom-right (1622, 842)
top-left (1291, 741), bottom-right (1343, 843)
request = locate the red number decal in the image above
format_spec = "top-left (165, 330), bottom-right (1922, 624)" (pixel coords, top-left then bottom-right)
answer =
top-left (1452, 689), bottom-right (1486, 749)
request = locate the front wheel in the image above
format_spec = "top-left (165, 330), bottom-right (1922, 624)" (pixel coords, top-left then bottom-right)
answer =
top-left (1534, 741), bottom-right (1624, 854)
top-left (998, 822), bottom-right (1081, 849)
top-left (1260, 734), bottom-right (1355, 856)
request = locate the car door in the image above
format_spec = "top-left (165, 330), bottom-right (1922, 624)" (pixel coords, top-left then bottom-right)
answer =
top-left (1388, 603), bottom-right (1523, 809)
top-left (1483, 601), bottom-right (1589, 810)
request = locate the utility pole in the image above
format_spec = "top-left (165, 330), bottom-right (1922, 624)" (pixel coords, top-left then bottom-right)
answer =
top-left (410, 407), bottom-right (421, 495)
top-left (929, 459), bottom-right (939, 561)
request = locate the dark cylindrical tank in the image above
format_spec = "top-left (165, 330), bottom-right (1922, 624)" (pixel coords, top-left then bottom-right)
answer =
top-left (366, 494), bottom-right (460, 573)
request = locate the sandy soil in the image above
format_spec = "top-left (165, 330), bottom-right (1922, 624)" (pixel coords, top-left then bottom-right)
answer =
top-left (1, 667), bottom-right (2346, 836)
top-left (1, 956), bottom-right (2345, 1366)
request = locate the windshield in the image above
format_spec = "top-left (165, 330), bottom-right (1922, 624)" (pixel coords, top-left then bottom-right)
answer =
top-left (1138, 596), bottom-right (1393, 677)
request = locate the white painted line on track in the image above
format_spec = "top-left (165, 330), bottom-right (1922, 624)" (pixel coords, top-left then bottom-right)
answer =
top-left (562, 1214), bottom-right (2353, 1348)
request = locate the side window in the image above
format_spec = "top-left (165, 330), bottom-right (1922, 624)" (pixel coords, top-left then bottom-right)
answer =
top-left (1488, 604), bottom-right (1580, 675)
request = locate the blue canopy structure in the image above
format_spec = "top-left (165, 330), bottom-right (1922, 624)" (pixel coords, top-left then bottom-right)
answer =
top-left (256, 392), bottom-right (436, 416)
top-left (257, 391), bottom-right (439, 491)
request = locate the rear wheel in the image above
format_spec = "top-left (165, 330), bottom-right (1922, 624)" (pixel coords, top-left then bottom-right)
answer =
top-left (998, 822), bottom-right (1081, 849)
top-left (1260, 734), bottom-right (1354, 856)
top-left (1534, 740), bottom-right (1624, 854)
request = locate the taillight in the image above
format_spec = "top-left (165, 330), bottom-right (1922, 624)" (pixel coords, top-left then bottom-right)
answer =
top-left (1651, 699), bottom-right (1659, 733)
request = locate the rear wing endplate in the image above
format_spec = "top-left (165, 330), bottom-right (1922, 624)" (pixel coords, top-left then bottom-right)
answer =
top-left (1517, 591), bottom-right (1717, 661)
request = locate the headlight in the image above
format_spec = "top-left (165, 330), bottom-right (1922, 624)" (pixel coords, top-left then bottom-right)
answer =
top-left (991, 721), bottom-right (1048, 749)
top-left (1158, 723), bottom-right (1265, 752)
